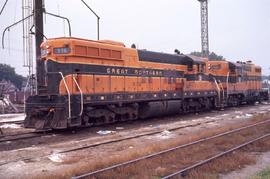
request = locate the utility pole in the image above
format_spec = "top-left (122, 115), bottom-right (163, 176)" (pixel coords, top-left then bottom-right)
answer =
top-left (34, 0), bottom-right (45, 94)
top-left (198, 0), bottom-right (209, 57)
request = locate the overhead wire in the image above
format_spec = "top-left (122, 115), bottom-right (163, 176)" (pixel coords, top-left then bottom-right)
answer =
top-left (0, 0), bottom-right (9, 15)
top-left (8, 29), bottom-right (10, 55)
top-left (57, 0), bottom-right (65, 36)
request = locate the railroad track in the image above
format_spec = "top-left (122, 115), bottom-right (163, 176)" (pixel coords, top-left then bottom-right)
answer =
top-left (0, 109), bottom-right (269, 168)
top-left (0, 119), bottom-right (217, 167)
top-left (162, 133), bottom-right (270, 179)
top-left (0, 131), bottom-right (54, 143)
top-left (0, 103), bottom-right (268, 144)
top-left (71, 119), bottom-right (270, 179)
top-left (0, 120), bottom-right (24, 125)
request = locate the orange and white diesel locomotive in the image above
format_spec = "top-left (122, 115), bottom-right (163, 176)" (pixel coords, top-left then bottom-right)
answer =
top-left (24, 37), bottom-right (269, 129)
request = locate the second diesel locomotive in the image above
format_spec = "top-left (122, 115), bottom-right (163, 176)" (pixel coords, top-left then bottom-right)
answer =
top-left (24, 37), bottom-right (268, 130)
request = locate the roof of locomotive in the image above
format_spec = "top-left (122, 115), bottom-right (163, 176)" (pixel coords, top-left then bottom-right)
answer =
top-left (44, 37), bottom-right (262, 70)
top-left (43, 37), bottom-right (126, 47)
top-left (229, 61), bottom-right (257, 68)
top-left (185, 55), bottom-right (206, 64)
top-left (137, 50), bottom-right (204, 66)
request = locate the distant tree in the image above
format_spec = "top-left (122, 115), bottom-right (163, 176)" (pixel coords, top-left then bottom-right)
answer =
top-left (189, 51), bottom-right (202, 58)
top-left (0, 64), bottom-right (26, 90)
top-left (190, 51), bottom-right (225, 60)
top-left (262, 75), bottom-right (270, 81)
top-left (174, 49), bottom-right (181, 55)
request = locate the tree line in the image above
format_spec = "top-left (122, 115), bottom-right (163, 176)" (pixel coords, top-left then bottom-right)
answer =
top-left (189, 51), bottom-right (225, 60)
top-left (0, 63), bottom-right (26, 90)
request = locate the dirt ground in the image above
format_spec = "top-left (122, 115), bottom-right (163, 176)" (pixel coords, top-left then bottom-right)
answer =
top-left (221, 151), bottom-right (270, 179)
top-left (0, 103), bottom-right (270, 178)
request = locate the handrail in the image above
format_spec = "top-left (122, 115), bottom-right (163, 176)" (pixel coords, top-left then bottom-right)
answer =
top-left (72, 76), bottom-right (83, 116)
top-left (213, 77), bottom-right (221, 107)
top-left (226, 72), bottom-right (230, 100)
top-left (47, 72), bottom-right (71, 118)
top-left (58, 72), bottom-right (71, 118)
top-left (219, 80), bottom-right (225, 105)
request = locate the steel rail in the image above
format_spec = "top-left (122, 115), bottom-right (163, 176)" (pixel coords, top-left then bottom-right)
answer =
top-left (0, 132), bottom-right (52, 143)
top-left (0, 119), bottom-right (207, 143)
top-left (162, 133), bottom-right (270, 179)
top-left (0, 131), bottom-right (36, 138)
top-left (0, 119), bottom-right (217, 167)
top-left (58, 120), bottom-right (215, 154)
top-left (0, 120), bottom-right (23, 125)
top-left (71, 119), bottom-right (270, 179)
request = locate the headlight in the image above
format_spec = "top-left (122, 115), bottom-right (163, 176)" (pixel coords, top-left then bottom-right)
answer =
top-left (53, 47), bottom-right (71, 54)
top-left (41, 49), bottom-right (51, 56)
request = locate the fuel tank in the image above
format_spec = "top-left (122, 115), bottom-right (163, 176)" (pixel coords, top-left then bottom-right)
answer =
top-left (138, 100), bottom-right (182, 119)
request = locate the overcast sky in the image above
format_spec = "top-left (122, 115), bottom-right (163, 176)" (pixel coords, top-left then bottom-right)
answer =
top-left (0, 0), bottom-right (270, 76)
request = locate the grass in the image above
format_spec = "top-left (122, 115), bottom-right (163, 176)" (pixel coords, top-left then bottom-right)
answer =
top-left (187, 151), bottom-right (256, 179)
top-left (251, 167), bottom-right (270, 179)
top-left (74, 116), bottom-right (270, 178)
top-left (38, 111), bottom-right (270, 179)
top-left (187, 138), bottom-right (270, 179)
